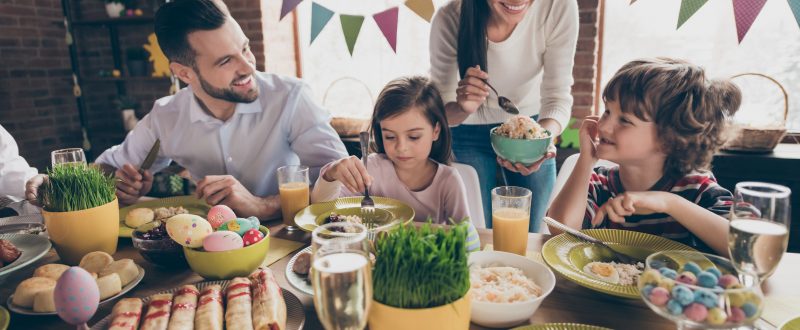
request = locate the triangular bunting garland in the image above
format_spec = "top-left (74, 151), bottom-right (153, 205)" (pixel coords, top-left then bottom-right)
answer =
top-left (677, 0), bottom-right (709, 28)
top-left (790, 0), bottom-right (800, 29)
top-left (405, 0), bottom-right (434, 22)
top-left (280, 0), bottom-right (303, 20)
top-left (340, 14), bottom-right (365, 55)
top-left (732, 0), bottom-right (767, 43)
top-left (373, 7), bottom-right (399, 52)
top-left (310, 2), bottom-right (334, 44)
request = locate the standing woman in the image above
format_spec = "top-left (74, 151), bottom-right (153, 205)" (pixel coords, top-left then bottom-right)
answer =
top-left (429, 0), bottom-right (578, 232)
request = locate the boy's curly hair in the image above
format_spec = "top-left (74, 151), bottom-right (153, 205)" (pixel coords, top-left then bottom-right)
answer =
top-left (603, 58), bottom-right (742, 177)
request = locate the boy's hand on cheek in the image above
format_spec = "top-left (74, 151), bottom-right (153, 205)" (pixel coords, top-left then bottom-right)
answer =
top-left (579, 116), bottom-right (600, 161)
top-left (593, 191), bottom-right (669, 225)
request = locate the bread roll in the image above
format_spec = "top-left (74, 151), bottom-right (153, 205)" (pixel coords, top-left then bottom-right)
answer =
top-left (96, 273), bottom-right (123, 300)
top-left (33, 287), bottom-right (56, 312)
top-left (33, 264), bottom-right (70, 281)
top-left (12, 277), bottom-right (56, 308)
top-left (99, 259), bottom-right (139, 286)
top-left (79, 251), bottom-right (114, 274)
top-left (125, 208), bottom-right (155, 228)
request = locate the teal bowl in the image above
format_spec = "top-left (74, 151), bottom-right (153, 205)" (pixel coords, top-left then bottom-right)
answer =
top-left (490, 126), bottom-right (552, 166)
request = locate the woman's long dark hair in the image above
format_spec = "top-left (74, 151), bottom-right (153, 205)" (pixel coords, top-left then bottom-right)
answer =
top-left (457, 0), bottom-right (491, 78)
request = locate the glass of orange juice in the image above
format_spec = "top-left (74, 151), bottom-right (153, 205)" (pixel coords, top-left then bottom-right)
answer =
top-left (492, 186), bottom-right (532, 255)
top-left (278, 165), bottom-right (310, 231)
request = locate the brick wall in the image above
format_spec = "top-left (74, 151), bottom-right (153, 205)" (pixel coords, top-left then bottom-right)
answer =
top-left (0, 0), bottom-right (264, 171)
top-left (574, 0), bottom-right (601, 119)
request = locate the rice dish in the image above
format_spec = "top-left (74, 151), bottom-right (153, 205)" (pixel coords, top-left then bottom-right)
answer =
top-left (470, 265), bottom-right (542, 303)
top-left (583, 261), bottom-right (643, 285)
top-left (495, 116), bottom-right (550, 140)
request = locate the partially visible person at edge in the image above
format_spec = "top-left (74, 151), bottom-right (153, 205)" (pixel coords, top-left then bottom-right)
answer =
top-left (429, 0), bottom-right (579, 232)
top-left (25, 0), bottom-right (347, 219)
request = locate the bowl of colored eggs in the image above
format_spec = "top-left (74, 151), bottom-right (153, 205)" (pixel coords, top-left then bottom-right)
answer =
top-left (165, 205), bottom-right (271, 280)
top-left (638, 251), bottom-right (763, 329)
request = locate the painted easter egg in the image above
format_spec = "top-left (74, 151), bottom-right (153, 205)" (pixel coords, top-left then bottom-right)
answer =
top-left (54, 267), bottom-right (100, 325)
top-left (202, 230), bottom-right (244, 252)
top-left (242, 228), bottom-right (264, 246)
top-left (166, 214), bottom-right (213, 248)
top-left (207, 205), bottom-right (236, 229)
top-left (218, 217), bottom-right (259, 236)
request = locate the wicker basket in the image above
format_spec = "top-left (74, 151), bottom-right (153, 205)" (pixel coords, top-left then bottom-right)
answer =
top-left (324, 76), bottom-right (373, 138)
top-left (722, 73), bottom-right (789, 153)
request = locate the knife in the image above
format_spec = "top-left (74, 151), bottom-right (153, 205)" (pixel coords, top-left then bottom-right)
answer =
top-left (139, 139), bottom-right (160, 174)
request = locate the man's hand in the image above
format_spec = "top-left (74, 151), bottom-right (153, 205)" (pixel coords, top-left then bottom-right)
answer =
top-left (115, 164), bottom-right (154, 205)
top-left (25, 174), bottom-right (48, 206)
top-left (196, 175), bottom-right (277, 219)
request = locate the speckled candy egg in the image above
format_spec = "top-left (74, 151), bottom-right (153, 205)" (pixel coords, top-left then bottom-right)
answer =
top-left (242, 228), bottom-right (264, 246)
top-left (707, 308), bottom-right (727, 325)
top-left (202, 230), bottom-right (244, 252)
top-left (54, 267), bottom-right (100, 325)
top-left (219, 217), bottom-right (259, 236)
top-left (207, 205), bottom-right (236, 229)
top-left (167, 214), bottom-right (213, 248)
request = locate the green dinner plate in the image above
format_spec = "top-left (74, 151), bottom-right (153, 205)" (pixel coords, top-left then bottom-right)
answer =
top-left (512, 323), bottom-right (612, 330)
top-left (118, 196), bottom-right (211, 237)
top-left (782, 316), bottom-right (800, 330)
top-left (0, 305), bottom-right (8, 330)
top-left (294, 197), bottom-right (415, 232)
top-left (0, 233), bottom-right (52, 278)
top-left (542, 229), bottom-right (696, 299)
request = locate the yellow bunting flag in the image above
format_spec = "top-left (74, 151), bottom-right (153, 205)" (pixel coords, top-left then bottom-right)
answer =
top-left (405, 0), bottom-right (434, 22)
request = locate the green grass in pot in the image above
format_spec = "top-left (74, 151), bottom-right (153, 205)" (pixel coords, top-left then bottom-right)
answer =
top-left (372, 220), bottom-right (470, 309)
top-left (39, 164), bottom-right (117, 212)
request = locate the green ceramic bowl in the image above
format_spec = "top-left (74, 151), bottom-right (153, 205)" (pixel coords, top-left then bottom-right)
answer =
top-left (183, 226), bottom-right (270, 280)
top-left (490, 127), bottom-right (552, 166)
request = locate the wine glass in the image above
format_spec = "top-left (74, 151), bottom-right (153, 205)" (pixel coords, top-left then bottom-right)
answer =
top-left (311, 222), bottom-right (372, 330)
top-left (51, 148), bottom-right (86, 167)
top-left (639, 250), bottom-right (764, 330)
top-left (728, 182), bottom-right (791, 281)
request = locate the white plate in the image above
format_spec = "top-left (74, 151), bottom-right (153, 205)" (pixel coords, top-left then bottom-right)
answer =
top-left (7, 265), bottom-right (145, 315)
top-left (90, 279), bottom-right (306, 329)
top-left (285, 246), bottom-right (313, 296)
top-left (0, 233), bottom-right (52, 278)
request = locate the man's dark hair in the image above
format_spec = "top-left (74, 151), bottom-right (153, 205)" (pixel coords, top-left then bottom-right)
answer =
top-left (154, 0), bottom-right (227, 66)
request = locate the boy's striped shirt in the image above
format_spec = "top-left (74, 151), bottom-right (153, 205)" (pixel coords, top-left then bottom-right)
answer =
top-left (582, 166), bottom-right (732, 251)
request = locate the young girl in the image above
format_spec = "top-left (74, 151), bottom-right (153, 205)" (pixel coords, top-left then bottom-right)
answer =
top-left (548, 58), bottom-right (740, 255)
top-left (311, 76), bottom-right (479, 251)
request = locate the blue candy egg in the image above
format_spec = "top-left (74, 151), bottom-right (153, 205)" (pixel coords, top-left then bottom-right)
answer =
top-left (659, 267), bottom-right (678, 280)
top-left (667, 299), bottom-right (684, 315)
top-left (672, 286), bottom-right (695, 306)
top-left (682, 262), bottom-right (702, 275)
top-left (693, 289), bottom-right (719, 308)
top-left (641, 284), bottom-right (655, 298)
top-left (742, 302), bottom-right (758, 318)
top-left (697, 271), bottom-right (718, 288)
top-left (705, 267), bottom-right (722, 279)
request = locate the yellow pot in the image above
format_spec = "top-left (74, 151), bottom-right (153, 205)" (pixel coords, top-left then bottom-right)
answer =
top-left (43, 198), bottom-right (120, 265)
top-left (368, 295), bottom-right (471, 330)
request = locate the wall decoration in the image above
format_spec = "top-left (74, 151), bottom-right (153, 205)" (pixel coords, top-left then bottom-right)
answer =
top-left (143, 33), bottom-right (170, 77)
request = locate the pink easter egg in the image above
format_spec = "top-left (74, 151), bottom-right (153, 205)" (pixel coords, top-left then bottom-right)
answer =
top-left (242, 228), bottom-right (264, 246)
top-left (648, 287), bottom-right (670, 306)
top-left (203, 230), bottom-right (244, 252)
top-left (207, 205), bottom-right (237, 229)
top-left (54, 267), bottom-right (100, 325)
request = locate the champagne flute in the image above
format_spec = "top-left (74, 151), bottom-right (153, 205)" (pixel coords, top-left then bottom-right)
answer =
top-left (311, 222), bottom-right (372, 330)
top-left (728, 181), bottom-right (791, 281)
top-left (51, 148), bottom-right (86, 167)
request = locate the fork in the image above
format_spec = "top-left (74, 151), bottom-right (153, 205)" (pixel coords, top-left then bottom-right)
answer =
top-left (543, 216), bottom-right (641, 265)
top-left (359, 131), bottom-right (376, 231)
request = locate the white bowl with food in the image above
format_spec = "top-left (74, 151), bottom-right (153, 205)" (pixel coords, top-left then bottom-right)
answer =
top-left (468, 251), bottom-right (556, 328)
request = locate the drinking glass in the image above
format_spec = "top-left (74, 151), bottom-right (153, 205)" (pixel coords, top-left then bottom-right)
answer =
top-left (728, 182), bottom-right (791, 281)
top-left (311, 222), bottom-right (372, 330)
top-left (51, 148), bottom-right (86, 167)
top-left (277, 165), bottom-right (309, 231)
top-left (492, 186), bottom-right (532, 255)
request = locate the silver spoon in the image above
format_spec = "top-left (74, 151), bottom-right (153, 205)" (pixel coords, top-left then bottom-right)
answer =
top-left (484, 80), bottom-right (520, 115)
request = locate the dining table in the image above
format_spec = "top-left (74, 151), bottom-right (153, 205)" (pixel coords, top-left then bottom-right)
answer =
top-left (1, 218), bottom-right (798, 330)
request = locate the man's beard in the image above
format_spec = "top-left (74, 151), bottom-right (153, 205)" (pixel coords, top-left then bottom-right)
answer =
top-left (196, 70), bottom-right (258, 103)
